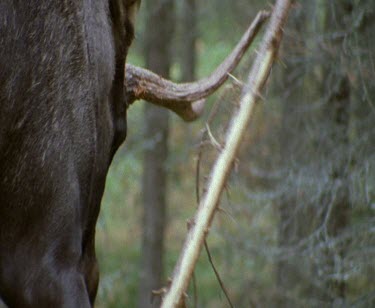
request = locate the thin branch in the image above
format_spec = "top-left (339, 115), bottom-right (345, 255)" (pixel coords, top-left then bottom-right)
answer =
top-left (204, 240), bottom-right (234, 308)
top-left (192, 272), bottom-right (197, 308)
top-left (161, 1), bottom-right (292, 307)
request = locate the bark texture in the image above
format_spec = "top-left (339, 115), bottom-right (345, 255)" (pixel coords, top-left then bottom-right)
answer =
top-left (138, 1), bottom-right (174, 307)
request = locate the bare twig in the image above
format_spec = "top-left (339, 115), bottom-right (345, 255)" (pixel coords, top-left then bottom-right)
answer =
top-left (125, 11), bottom-right (270, 121)
top-left (192, 272), bottom-right (197, 308)
top-left (161, 1), bottom-right (292, 307)
top-left (204, 240), bottom-right (234, 308)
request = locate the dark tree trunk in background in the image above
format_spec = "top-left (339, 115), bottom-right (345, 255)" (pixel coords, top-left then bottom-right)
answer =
top-left (138, 1), bottom-right (175, 307)
top-left (324, 2), bottom-right (353, 303)
top-left (180, 0), bottom-right (197, 82)
top-left (326, 76), bottom-right (351, 303)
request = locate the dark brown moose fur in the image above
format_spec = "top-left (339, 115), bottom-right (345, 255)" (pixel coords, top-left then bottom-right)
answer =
top-left (0, 1), bottom-right (140, 306)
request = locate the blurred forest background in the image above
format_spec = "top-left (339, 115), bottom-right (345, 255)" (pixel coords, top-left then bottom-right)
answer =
top-left (96, 0), bottom-right (374, 307)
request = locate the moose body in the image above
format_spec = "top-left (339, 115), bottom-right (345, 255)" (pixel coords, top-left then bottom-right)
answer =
top-left (0, 1), bottom-right (138, 306)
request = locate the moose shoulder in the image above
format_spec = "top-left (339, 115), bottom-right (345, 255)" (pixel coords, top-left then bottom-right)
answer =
top-left (0, 1), bottom-right (139, 306)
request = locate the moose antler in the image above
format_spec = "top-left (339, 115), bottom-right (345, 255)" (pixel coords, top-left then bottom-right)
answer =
top-left (125, 11), bottom-right (270, 121)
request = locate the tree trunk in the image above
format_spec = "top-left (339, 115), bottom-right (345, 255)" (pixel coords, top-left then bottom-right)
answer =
top-left (138, 1), bottom-right (175, 307)
top-left (180, 0), bottom-right (197, 82)
top-left (326, 76), bottom-right (351, 304)
top-left (324, 3), bottom-right (353, 302)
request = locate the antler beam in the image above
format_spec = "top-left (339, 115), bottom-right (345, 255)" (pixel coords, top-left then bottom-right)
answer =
top-left (125, 11), bottom-right (270, 121)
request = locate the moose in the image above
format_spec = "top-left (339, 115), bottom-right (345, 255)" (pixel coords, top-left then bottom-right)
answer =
top-left (0, 0), bottom-right (266, 306)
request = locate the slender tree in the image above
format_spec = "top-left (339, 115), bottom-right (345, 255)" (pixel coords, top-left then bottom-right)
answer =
top-left (138, 1), bottom-right (175, 307)
top-left (323, 2), bottom-right (353, 302)
top-left (180, 0), bottom-right (197, 82)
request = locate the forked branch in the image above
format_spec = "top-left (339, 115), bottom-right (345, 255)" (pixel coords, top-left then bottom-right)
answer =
top-left (125, 11), bottom-right (270, 121)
